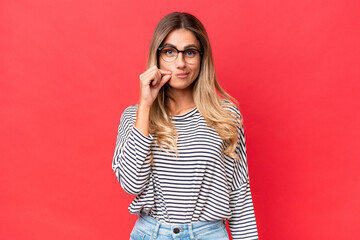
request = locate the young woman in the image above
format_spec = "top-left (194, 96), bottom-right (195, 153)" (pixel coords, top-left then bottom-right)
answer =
top-left (112, 12), bottom-right (258, 240)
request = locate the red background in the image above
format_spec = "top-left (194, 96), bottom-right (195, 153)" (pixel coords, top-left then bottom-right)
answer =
top-left (1, 0), bottom-right (359, 239)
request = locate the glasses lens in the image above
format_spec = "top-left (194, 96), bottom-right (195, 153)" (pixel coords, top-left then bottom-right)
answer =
top-left (184, 49), bottom-right (200, 64)
top-left (160, 47), bottom-right (177, 62)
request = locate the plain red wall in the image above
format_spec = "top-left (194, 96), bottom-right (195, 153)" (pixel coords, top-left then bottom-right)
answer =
top-left (1, 0), bottom-right (359, 239)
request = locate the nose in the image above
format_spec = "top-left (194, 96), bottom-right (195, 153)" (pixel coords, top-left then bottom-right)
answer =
top-left (175, 52), bottom-right (186, 68)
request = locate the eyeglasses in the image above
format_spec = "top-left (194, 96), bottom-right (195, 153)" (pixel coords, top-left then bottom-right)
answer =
top-left (157, 46), bottom-right (203, 64)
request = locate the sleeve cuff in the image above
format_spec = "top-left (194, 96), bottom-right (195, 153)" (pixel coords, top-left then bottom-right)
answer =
top-left (132, 125), bottom-right (154, 142)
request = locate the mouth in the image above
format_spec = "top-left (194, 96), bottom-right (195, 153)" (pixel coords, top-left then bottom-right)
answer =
top-left (176, 73), bottom-right (189, 79)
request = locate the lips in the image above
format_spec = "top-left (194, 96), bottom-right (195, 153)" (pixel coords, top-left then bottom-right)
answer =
top-left (176, 72), bottom-right (189, 78)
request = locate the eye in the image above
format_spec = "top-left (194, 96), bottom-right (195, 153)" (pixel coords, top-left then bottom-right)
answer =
top-left (185, 49), bottom-right (198, 57)
top-left (162, 47), bottom-right (176, 56)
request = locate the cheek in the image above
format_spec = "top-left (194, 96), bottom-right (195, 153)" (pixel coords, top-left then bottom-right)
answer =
top-left (159, 60), bottom-right (170, 71)
top-left (158, 60), bottom-right (164, 69)
top-left (192, 64), bottom-right (201, 77)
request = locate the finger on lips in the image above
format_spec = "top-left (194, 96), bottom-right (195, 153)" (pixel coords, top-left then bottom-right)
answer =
top-left (159, 69), bottom-right (172, 75)
top-left (141, 66), bottom-right (171, 89)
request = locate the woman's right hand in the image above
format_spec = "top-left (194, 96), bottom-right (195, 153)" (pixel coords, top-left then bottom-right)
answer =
top-left (138, 65), bottom-right (172, 107)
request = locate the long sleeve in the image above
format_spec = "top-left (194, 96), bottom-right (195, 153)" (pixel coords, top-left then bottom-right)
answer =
top-left (112, 105), bottom-right (153, 195)
top-left (227, 107), bottom-right (259, 240)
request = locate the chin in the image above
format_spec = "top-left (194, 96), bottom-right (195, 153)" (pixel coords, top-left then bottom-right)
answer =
top-left (167, 83), bottom-right (191, 90)
top-left (167, 79), bottom-right (192, 89)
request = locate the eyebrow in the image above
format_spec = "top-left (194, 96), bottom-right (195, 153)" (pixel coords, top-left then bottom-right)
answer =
top-left (162, 43), bottom-right (200, 50)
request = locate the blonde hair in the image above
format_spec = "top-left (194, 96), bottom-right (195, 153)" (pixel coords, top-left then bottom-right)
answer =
top-left (146, 12), bottom-right (243, 163)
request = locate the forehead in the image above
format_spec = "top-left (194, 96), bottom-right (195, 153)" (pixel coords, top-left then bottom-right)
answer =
top-left (162, 28), bottom-right (201, 49)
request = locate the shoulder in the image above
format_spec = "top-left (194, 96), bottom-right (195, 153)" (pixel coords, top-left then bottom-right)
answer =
top-left (221, 99), bottom-right (243, 120)
top-left (120, 104), bottom-right (138, 122)
top-left (123, 104), bottom-right (138, 115)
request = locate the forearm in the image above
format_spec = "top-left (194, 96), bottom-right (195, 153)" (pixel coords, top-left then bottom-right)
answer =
top-left (112, 106), bottom-right (153, 195)
top-left (134, 103), bottom-right (151, 137)
top-left (228, 181), bottom-right (258, 240)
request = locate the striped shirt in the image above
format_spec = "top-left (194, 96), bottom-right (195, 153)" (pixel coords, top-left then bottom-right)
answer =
top-left (112, 104), bottom-right (258, 240)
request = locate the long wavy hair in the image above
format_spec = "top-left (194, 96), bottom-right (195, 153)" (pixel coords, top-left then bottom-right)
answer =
top-left (146, 12), bottom-right (243, 163)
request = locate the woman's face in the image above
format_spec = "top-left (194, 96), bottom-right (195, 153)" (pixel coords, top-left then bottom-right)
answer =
top-left (159, 28), bottom-right (201, 91)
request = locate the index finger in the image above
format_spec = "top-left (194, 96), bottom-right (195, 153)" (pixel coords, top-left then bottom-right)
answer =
top-left (159, 69), bottom-right (172, 75)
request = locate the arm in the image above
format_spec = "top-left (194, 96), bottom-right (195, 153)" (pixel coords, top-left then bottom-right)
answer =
top-left (112, 65), bottom-right (170, 195)
top-left (226, 106), bottom-right (259, 240)
top-left (112, 105), bottom-right (153, 195)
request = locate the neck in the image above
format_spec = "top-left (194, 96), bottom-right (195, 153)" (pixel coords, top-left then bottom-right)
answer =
top-left (166, 86), bottom-right (196, 115)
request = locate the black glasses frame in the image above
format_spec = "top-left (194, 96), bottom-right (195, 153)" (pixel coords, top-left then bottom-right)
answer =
top-left (157, 46), bottom-right (204, 59)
